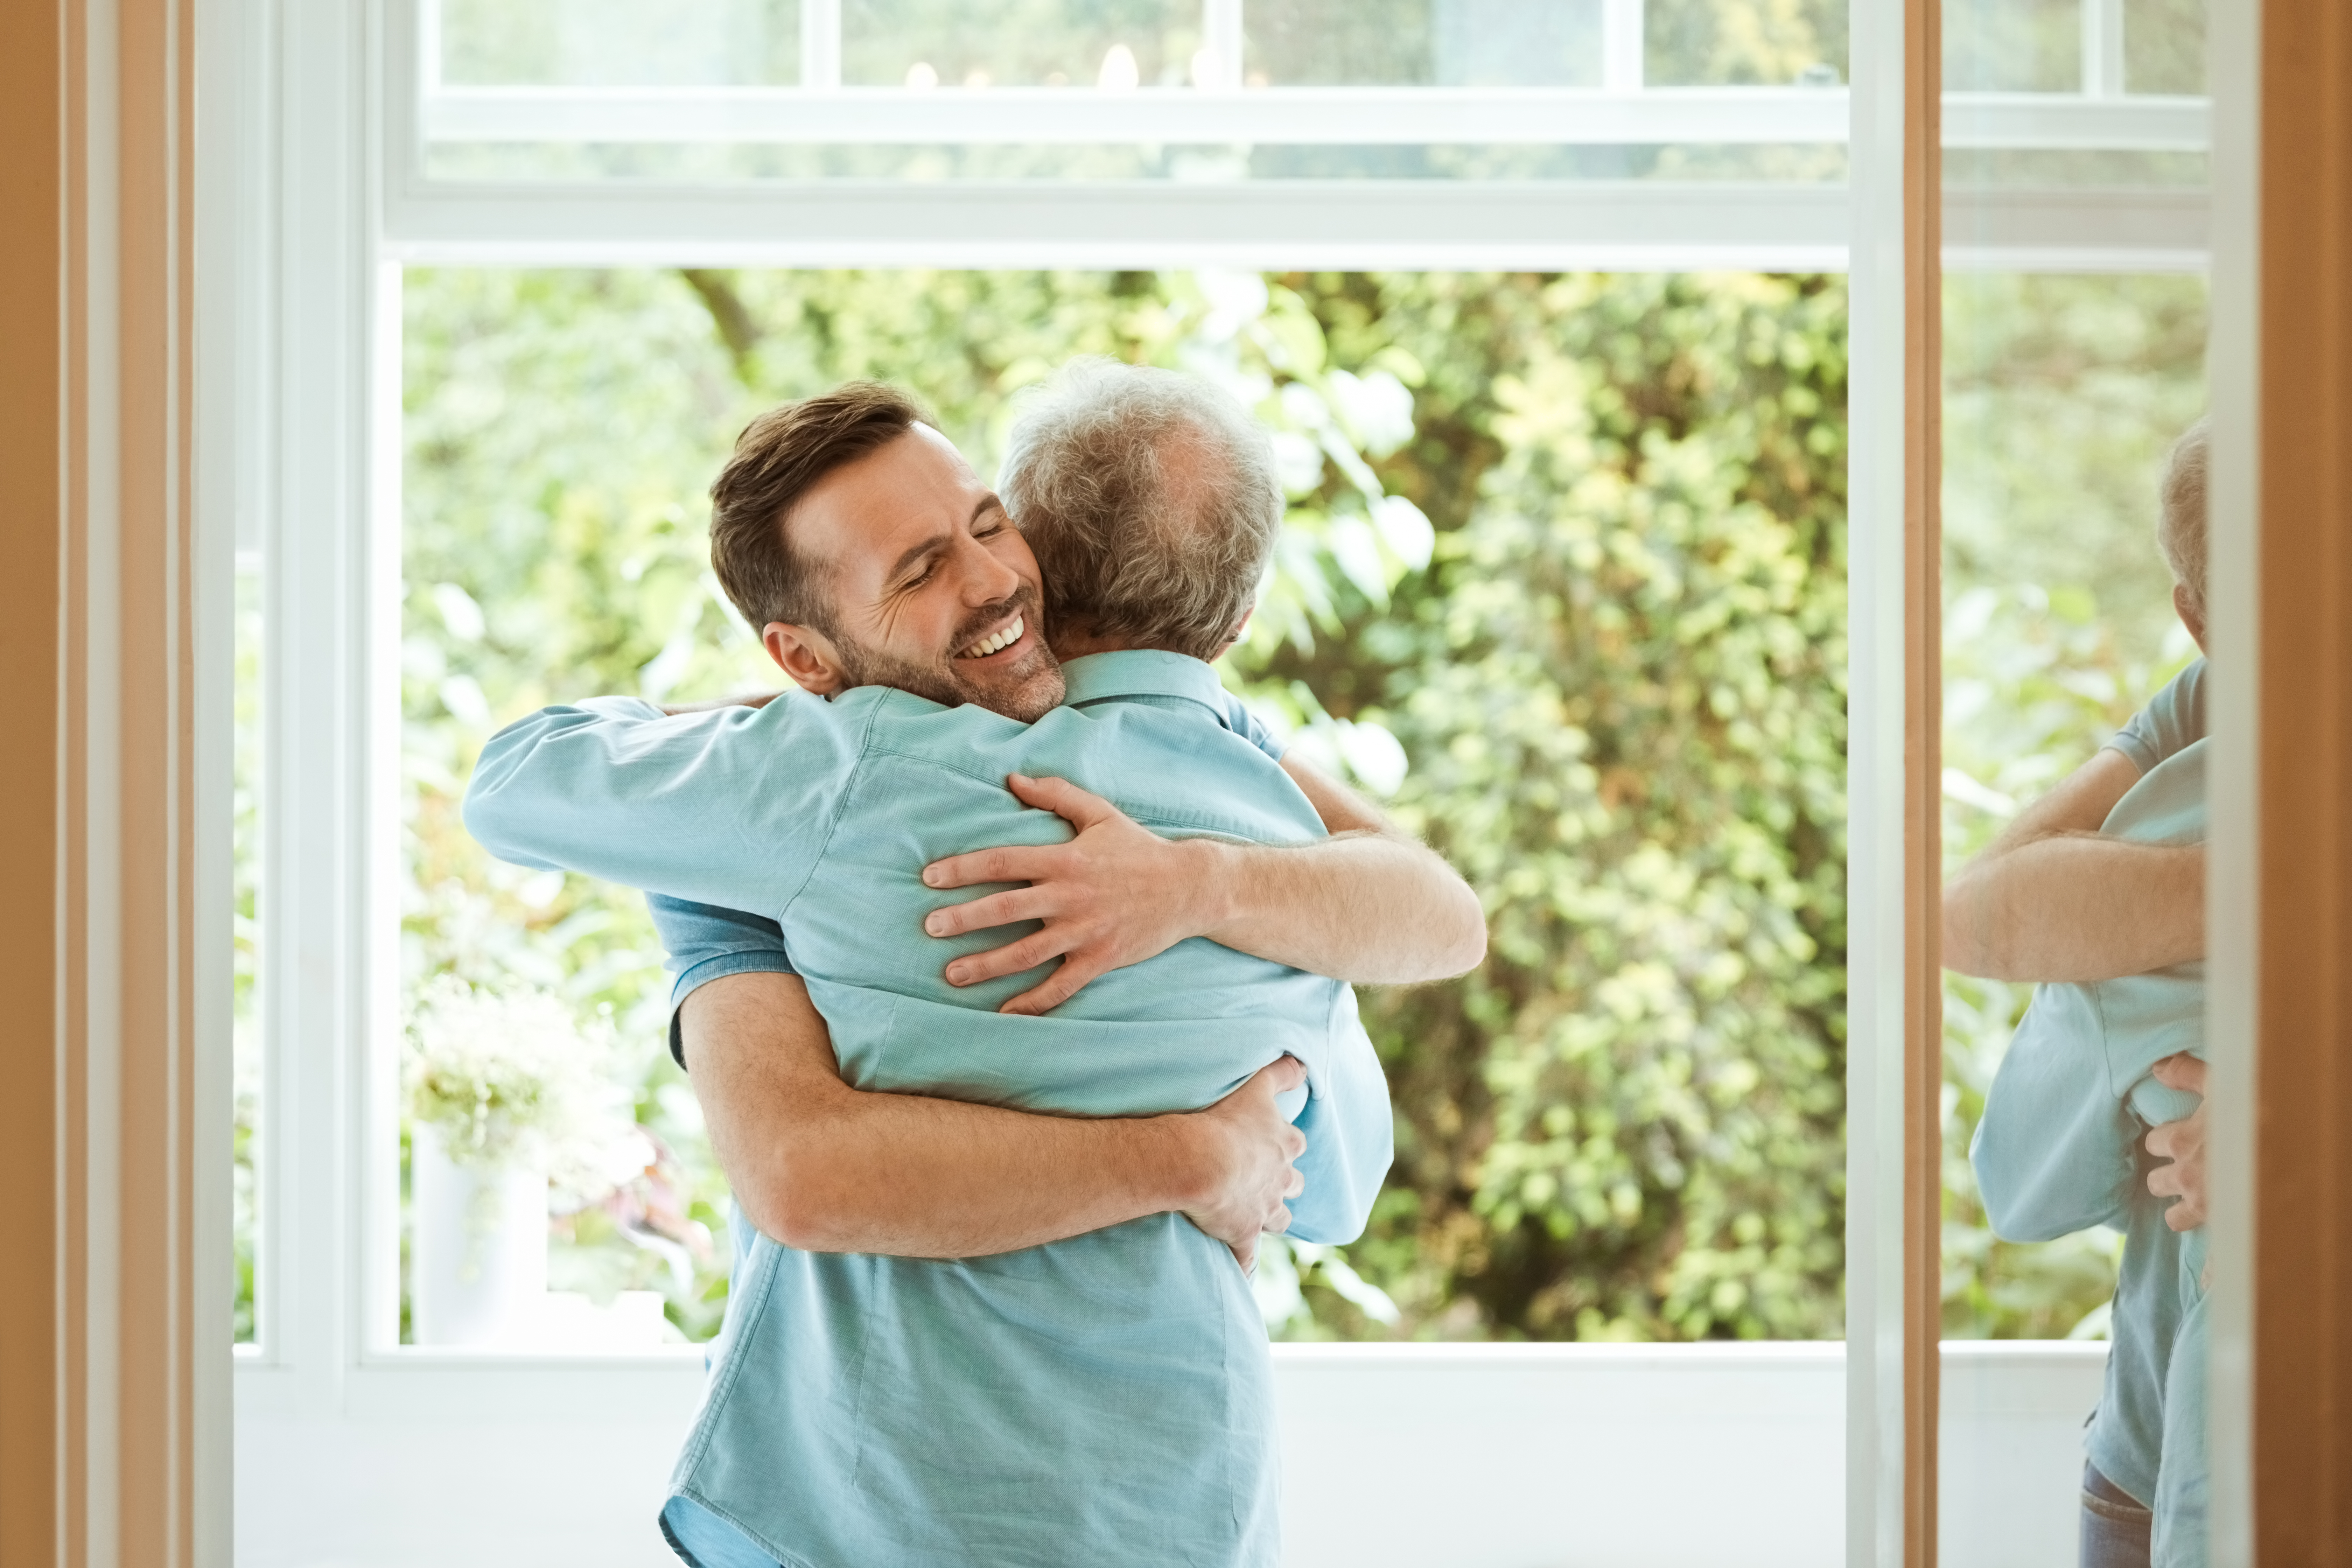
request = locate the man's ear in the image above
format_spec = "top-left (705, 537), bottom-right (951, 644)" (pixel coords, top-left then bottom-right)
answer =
top-left (763, 622), bottom-right (848, 696)
top-left (1210, 607), bottom-right (1254, 660)
top-left (2173, 583), bottom-right (2208, 654)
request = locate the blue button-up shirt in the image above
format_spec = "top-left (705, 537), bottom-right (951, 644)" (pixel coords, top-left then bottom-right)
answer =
top-left (465, 650), bottom-right (1395, 1568)
top-left (1970, 662), bottom-right (2207, 1526)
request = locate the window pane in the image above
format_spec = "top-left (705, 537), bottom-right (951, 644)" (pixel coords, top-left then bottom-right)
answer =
top-left (418, 1), bottom-right (1852, 188)
top-left (438, 0), bottom-right (802, 86)
top-left (842, 0), bottom-right (1198, 88)
top-left (233, 565), bottom-right (262, 1345)
top-left (1943, 0), bottom-right (2079, 93)
top-left (406, 266), bottom-right (1850, 1344)
top-left (1646, 0), bottom-right (1849, 86)
top-left (2125, 0), bottom-right (2204, 94)
top-left (1245, 0), bottom-right (1607, 89)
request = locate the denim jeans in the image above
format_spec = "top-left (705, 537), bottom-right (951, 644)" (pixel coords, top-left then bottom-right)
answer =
top-left (2082, 1461), bottom-right (2155, 1568)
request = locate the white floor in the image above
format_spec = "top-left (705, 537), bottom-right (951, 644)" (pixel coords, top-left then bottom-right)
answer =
top-left (234, 1340), bottom-right (2105, 1567)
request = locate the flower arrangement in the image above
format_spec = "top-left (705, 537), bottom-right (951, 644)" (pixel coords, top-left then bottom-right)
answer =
top-left (404, 974), bottom-right (645, 1208)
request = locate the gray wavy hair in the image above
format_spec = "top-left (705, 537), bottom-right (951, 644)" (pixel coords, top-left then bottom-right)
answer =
top-left (999, 358), bottom-right (1281, 663)
top-left (2157, 418), bottom-right (2209, 617)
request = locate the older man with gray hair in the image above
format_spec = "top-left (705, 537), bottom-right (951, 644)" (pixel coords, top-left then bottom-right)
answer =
top-left (465, 358), bottom-right (1485, 1568)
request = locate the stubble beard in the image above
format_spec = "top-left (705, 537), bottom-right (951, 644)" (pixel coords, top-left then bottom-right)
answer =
top-left (834, 587), bottom-right (1066, 723)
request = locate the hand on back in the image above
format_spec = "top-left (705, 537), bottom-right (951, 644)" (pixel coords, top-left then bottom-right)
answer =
top-left (1178, 1055), bottom-right (1308, 1273)
top-left (920, 773), bottom-right (1217, 1015)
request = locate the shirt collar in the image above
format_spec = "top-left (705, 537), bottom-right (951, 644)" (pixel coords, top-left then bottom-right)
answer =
top-left (1058, 649), bottom-right (1235, 726)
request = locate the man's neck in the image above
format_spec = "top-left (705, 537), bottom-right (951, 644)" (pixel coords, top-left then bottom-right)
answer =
top-left (1048, 629), bottom-right (1152, 661)
top-left (1049, 626), bottom-right (1219, 663)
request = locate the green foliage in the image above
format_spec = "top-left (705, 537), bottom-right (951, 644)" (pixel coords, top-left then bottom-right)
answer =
top-left (1260, 273), bottom-right (1849, 1340)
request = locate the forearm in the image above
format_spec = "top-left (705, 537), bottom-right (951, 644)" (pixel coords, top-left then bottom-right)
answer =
top-left (1943, 837), bottom-right (2203, 981)
top-left (686, 973), bottom-right (1213, 1257)
top-left (748, 1090), bottom-right (1205, 1258)
top-left (1184, 831), bottom-right (1486, 984)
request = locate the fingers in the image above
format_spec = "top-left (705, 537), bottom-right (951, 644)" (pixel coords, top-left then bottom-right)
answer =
top-left (925, 887), bottom-right (1052, 939)
top-left (1256, 1054), bottom-right (1307, 1094)
top-left (2145, 1122), bottom-right (2179, 1160)
top-left (945, 930), bottom-right (1072, 988)
top-left (1263, 1206), bottom-right (1293, 1236)
top-left (999, 953), bottom-right (1112, 1016)
top-left (2151, 1053), bottom-right (2208, 1094)
top-left (2164, 1201), bottom-right (2206, 1233)
top-left (1006, 773), bottom-right (1120, 831)
top-left (1283, 1167), bottom-right (1305, 1198)
top-left (922, 844), bottom-right (1064, 890)
top-left (2147, 1162), bottom-right (2184, 1199)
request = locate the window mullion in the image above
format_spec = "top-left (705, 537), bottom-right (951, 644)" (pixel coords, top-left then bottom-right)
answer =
top-left (802, 0), bottom-right (842, 89)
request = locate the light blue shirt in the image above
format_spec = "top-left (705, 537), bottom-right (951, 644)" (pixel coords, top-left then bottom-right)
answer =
top-left (1970, 661), bottom-right (2206, 1537)
top-left (465, 650), bottom-right (1395, 1568)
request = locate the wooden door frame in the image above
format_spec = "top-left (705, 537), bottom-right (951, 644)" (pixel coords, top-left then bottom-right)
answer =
top-left (0, 2), bottom-right (221, 1565)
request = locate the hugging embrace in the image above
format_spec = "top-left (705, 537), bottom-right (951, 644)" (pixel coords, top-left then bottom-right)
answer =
top-left (465, 360), bottom-right (1487, 1568)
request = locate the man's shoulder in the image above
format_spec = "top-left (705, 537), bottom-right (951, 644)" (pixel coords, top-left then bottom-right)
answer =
top-left (865, 689), bottom-right (1314, 838)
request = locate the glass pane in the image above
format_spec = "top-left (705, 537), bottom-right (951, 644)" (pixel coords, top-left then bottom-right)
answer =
top-left (438, 0), bottom-right (802, 87)
top-left (1646, 0), bottom-right (1849, 86)
top-left (2126, 0), bottom-right (2204, 94)
top-left (1943, 0), bottom-right (2079, 93)
top-left (1246, 0), bottom-right (1606, 89)
top-left (842, 0), bottom-right (1200, 89)
top-left (410, 266), bottom-right (1849, 1345)
top-left (232, 565), bottom-right (262, 1345)
top-left (399, 272), bottom-right (759, 1349)
top-left (420, 0), bottom-right (1853, 187)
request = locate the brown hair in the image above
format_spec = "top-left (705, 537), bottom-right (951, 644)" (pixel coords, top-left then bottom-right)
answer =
top-left (708, 382), bottom-right (932, 632)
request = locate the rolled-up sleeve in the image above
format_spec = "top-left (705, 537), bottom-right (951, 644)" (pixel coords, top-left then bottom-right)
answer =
top-left (647, 893), bottom-right (798, 1071)
top-left (1281, 986), bottom-right (1394, 1245)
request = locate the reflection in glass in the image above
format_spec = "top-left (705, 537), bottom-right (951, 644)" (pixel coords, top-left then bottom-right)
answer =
top-left (841, 0), bottom-right (1199, 89)
top-left (1940, 268), bottom-right (2211, 1554)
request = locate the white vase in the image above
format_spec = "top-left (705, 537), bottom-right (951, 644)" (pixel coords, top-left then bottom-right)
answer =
top-left (411, 1124), bottom-right (548, 1347)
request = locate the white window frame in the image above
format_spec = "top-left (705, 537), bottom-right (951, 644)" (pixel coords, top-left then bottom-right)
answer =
top-left (223, 0), bottom-right (2215, 1561)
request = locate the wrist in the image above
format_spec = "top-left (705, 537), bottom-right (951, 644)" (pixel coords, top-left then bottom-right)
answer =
top-left (1142, 1110), bottom-right (1217, 1212)
top-left (1174, 835), bottom-right (1245, 944)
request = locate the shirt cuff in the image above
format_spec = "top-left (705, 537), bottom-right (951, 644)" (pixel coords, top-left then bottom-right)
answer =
top-left (667, 949), bottom-right (799, 1070)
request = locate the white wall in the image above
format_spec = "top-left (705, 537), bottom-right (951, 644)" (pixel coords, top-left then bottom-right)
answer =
top-left (234, 1341), bottom-right (2105, 1567)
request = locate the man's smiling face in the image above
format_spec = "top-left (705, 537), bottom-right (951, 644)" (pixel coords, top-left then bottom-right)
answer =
top-left (761, 422), bottom-right (1065, 722)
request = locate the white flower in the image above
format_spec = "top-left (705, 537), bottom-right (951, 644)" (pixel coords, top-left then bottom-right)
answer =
top-left (404, 975), bottom-right (640, 1207)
